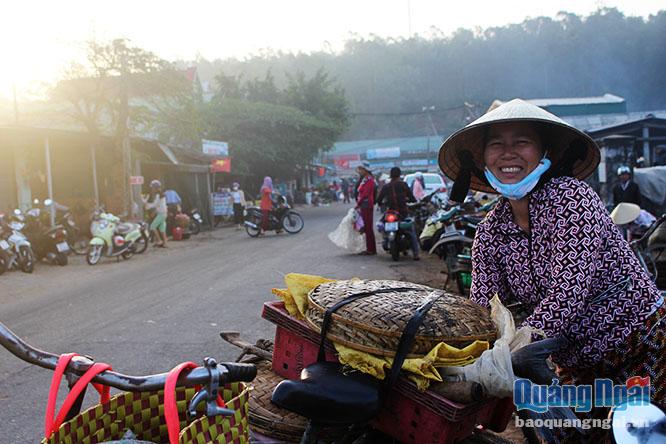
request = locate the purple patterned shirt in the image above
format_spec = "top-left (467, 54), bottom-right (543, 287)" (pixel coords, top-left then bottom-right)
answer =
top-left (471, 177), bottom-right (661, 369)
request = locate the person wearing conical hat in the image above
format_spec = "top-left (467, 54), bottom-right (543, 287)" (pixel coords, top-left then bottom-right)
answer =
top-left (439, 99), bottom-right (664, 442)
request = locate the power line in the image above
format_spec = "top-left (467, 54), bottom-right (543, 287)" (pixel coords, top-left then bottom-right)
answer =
top-left (350, 103), bottom-right (469, 117)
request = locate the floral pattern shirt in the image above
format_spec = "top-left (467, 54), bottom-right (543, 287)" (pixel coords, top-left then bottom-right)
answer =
top-left (471, 177), bottom-right (661, 369)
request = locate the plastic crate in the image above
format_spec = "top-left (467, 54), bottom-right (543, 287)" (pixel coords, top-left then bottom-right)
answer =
top-left (262, 301), bottom-right (514, 443)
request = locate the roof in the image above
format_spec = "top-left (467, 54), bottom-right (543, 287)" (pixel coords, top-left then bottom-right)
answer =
top-left (564, 110), bottom-right (666, 132)
top-left (527, 93), bottom-right (625, 107)
top-left (330, 135), bottom-right (445, 156)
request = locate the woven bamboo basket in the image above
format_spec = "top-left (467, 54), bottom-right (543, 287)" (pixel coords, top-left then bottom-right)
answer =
top-left (305, 280), bottom-right (496, 357)
top-left (249, 362), bottom-right (346, 443)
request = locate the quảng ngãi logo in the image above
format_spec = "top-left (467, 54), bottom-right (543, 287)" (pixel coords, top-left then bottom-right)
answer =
top-left (513, 376), bottom-right (651, 413)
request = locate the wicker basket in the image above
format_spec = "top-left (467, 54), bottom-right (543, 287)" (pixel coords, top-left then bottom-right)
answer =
top-left (248, 362), bottom-right (346, 443)
top-left (305, 280), bottom-right (496, 357)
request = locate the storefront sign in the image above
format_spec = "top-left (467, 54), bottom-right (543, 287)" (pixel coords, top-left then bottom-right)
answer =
top-left (366, 147), bottom-right (401, 160)
top-left (211, 158), bottom-right (231, 173)
top-left (401, 159), bottom-right (428, 167)
top-left (202, 139), bottom-right (229, 156)
top-left (129, 176), bottom-right (144, 185)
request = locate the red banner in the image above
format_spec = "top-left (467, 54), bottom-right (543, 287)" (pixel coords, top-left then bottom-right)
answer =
top-left (211, 158), bottom-right (231, 173)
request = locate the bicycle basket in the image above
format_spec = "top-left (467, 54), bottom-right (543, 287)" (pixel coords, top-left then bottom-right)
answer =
top-left (41, 382), bottom-right (250, 444)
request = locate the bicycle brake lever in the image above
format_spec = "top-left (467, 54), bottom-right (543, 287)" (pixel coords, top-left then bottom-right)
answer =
top-left (187, 357), bottom-right (235, 419)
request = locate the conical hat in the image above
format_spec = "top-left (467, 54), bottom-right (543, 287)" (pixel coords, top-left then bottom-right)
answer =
top-left (610, 202), bottom-right (641, 225)
top-left (438, 99), bottom-right (600, 193)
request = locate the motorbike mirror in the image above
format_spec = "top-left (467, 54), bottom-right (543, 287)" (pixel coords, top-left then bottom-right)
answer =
top-left (33, 198), bottom-right (40, 205)
top-left (14, 209), bottom-right (21, 215)
top-left (44, 199), bottom-right (53, 206)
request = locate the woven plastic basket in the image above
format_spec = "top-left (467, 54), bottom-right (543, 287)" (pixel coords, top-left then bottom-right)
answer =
top-left (41, 382), bottom-right (250, 444)
top-left (305, 280), bottom-right (497, 357)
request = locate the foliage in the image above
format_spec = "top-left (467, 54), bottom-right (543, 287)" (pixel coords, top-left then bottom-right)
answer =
top-left (190, 8), bottom-right (666, 140)
top-left (204, 68), bottom-right (350, 178)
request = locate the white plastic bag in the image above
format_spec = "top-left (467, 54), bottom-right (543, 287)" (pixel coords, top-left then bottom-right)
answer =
top-left (440, 295), bottom-right (534, 398)
top-left (329, 208), bottom-right (366, 253)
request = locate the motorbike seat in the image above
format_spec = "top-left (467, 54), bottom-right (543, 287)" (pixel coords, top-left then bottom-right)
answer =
top-left (115, 223), bottom-right (135, 235)
top-left (271, 361), bottom-right (382, 425)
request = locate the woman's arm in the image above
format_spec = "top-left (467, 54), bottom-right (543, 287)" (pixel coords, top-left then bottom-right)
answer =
top-left (470, 223), bottom-right (509, 307)
top-left (523, 183), bottom-right (605, 338)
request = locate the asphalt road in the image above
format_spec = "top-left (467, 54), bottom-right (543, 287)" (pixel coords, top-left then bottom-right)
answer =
top-left (0, 203), bottom-right (429, 443)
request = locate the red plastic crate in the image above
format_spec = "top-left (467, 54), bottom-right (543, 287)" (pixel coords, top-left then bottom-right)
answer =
top-left (262, 301), bottom-right (514, 443)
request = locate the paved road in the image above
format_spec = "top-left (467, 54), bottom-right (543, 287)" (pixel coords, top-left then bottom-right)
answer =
top-left (0, 203), bottom-right (429, 443)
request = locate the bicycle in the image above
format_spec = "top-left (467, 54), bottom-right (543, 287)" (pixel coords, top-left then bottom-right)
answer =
top-left (0, 320), bottom-right (256, 443)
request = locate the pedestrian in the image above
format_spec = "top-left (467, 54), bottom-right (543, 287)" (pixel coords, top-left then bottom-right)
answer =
top-left (164, 188), bottom-right (182, 214)
top-left (612, 165), bottom-right (642, 206)
top-left (143, 179), bottom-right (168, 247)
top-left (259, 176), bottom-right (273, 235)
top-left (439, 98), bottom-right (664, 443)
top-left (341, 177), bottom-right (351, 203)
top-left (376, 166), bottom-right (420, 260)
top-left (231, 182), bottom-right (246, 230)
top-left (411, 171), bottom-right (426, 201)
top-left (355, 162), bottom-right (376, 255)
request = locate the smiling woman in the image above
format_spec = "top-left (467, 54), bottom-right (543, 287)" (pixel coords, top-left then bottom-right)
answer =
top-left (438, 99), bottom-right (665, 443)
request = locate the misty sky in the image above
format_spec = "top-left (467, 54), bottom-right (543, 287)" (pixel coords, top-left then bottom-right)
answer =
top-left (1, 0), bottom-right (663, 98)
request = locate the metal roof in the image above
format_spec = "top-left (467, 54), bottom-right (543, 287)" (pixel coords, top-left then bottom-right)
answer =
top-left (526, 93), bottom-right (625, 107)
top-left (330, 135), bottom-right (445, 156)
top-left (564, 110), bottom-right (666, 132)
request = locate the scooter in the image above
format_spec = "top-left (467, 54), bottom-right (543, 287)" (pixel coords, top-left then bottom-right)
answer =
top-left (188, 208), bottom-right (202, 235)
top-left (0, 211), bottom-right (35, 273)
top-left (86, 209), bottom-right (148, 265)
top-left (378, 209), bottom-right (416, 261)
top-left (244, 195), bottom-right (304, 237)
top-left (23, 199), bottom-right (69, 266)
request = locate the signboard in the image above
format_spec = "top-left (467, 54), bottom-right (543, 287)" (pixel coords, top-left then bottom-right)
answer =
top-left (348, 160), bottom-right (363, 169)
top-left (212, 192), bottom-right (234, 216)
top-left (401, 159), bottom-right (428, 167)
top-left (366, 147), bottom-right (401, 160)
top-left (330, 153), bottom-right (361, 169)
top-left (202, 139), bottom-right (229, 156)
top-left (369, 161), bottom-right (396, 169)
top-left (129, 176), bottom-right (144, 185)
top-left (211, 158), bottom-right (231, 173)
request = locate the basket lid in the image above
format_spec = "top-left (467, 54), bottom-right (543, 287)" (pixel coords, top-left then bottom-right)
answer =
top-left (306, 280), bottom-right (496, 356)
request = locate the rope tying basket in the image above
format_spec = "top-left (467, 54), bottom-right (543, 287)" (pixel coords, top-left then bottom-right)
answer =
top-left (305, 280), bottom-right (497, 357)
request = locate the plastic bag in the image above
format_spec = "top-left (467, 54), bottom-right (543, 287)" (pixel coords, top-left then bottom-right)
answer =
top-left (329, 209), bottom-right (366, 253)
top-left (353, 209), bottom-right (365, 232)
top-left (439, 295), bottom-right (534, 398)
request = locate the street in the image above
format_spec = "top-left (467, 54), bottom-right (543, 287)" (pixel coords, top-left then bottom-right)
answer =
top-left (0, 203), bottom-right (433, 443)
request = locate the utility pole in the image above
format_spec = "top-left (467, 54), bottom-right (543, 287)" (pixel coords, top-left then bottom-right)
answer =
top-left (118, 42), bottom-right (133, 217)
top-left (422, 106), bottom-right (437, 171)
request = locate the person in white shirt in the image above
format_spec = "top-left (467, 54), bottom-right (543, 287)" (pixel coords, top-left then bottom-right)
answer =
top-left (230, 182), bottom-right (247, 230)
top-left (143, 180), bottom-right (168, 247)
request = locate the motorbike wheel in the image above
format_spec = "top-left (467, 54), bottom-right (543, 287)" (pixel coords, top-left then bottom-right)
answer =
top-left (69, 236), bottom-right (89, 255)
top-left (390, 241), bottom-right (400, 261)
top-left (86, 245), bottom-right (103, 265)
top-left (246, 222), bottom-right (261, 237)
top-left (281, 212), bottom-right (304, 234)
top-left (189, 220), bottom-right (201, 235)
top-left (18, 246), bottom-right (35, 273)
top-left (0, 250), bottom-right (8, 275)
top-left (121, 249), bottom-right (133, 260)
top-left (55, 252), bottom-right (68, 266)
top-left (134, 233), bottom-right (149, 254)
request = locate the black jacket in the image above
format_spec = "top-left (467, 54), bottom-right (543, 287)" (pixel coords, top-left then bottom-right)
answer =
top-left (612, 181), bottom-right (642, 206)
top-left (376, 179), bottom-right (416, 217)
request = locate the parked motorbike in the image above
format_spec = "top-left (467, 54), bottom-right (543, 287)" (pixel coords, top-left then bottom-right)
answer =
top-left (0, 211), bottom-right (35, 273)
top-left (244, 195), bottom-right (304, 237)
top-left (43, 199), bottom-right (88, 255)
top-left (188, 208), bottom-right (202, 235)
top-left (86, 209), bottom-right (148, 265)
top-left (378, 209), bottom-right (415, 261)
top-left (23, 199), bottom-right (69, 266)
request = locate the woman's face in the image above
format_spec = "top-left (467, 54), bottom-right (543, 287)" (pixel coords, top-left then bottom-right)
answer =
top-left (483, 122), bottom-right (544, 184)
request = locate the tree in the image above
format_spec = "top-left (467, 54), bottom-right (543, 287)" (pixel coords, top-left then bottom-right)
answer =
top-left (53, 38), bottom-right (195, 211)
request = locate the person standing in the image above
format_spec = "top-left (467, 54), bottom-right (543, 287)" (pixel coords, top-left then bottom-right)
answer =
top-left (259, 176), bottom-right (273, 235)
top-left (376, 167), bottom-right (420, 260)
top-left (411, 171), bottom-right (426, 201)
top-left (230, 182), bottom-right (246, 230)
top-left (612, 165), bottom-right (642, 206)
top-left (341, 177), bottom-right (351, 203)
top-left (355, 162), bottom-right (376, 255)
top-left (143, 180), bottom-right (168, 247)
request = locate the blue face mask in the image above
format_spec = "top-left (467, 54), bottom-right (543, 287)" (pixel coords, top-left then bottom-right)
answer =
top-left (484, 157), bottom-right (551, 200)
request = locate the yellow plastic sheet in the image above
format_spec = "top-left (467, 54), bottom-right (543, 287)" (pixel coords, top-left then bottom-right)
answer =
top-left (335, 340), bottom-right (489, 391)
top-left (271, 273), bottom-right (488, 390)
top-left (271, 273), bottom-right (336, 319)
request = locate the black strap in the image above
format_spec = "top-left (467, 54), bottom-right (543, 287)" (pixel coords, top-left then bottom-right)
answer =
top-left (316, 286), bottom-right (442, 394)
top-left (451, 150), bottom-right (485, 203)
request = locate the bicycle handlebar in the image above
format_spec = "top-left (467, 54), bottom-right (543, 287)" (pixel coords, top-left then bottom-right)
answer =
top-left (631, 214), bottom-right (666, 246)
top-left (0, 321), bottom-right (256, 391)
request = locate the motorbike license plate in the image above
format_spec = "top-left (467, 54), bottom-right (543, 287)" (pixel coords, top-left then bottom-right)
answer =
top-left (385, 222), bottom-right (399, 231)
top-left (0, 240), bottom-right (9, 250)
top-left (56, 242), bottom-right (69, 253)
